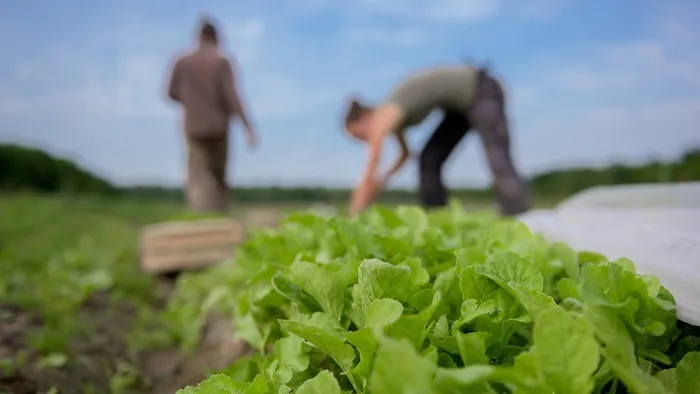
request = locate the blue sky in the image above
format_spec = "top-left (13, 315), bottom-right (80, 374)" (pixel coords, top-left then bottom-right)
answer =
top-left (1, 0), bottom-right (699, 188)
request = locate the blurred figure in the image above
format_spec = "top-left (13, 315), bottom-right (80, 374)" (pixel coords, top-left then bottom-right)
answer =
top-left (342, 63), bottom-right (530, 216)
top-left (167, 17), bottom-right (257, 213)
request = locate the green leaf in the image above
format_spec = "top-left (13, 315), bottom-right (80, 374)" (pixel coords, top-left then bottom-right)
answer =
top-left (455, 248), bottom-right (488, 270)
top-left (368, 337), bottom-right (436, 394)
top-left (38, 353), bottom-right (67, 369)
top-left (551, 242), bottom-right (581, 283)
top-left (507, 281), bottom-right (557, 319)
top-left (396, 206), bottom-right (430, 242)
top-left (176, 374), bottom-right (250, 393)
top-left (272, 336), bottom-right (309, 385)
top-left (581, 262), bottom-right (676, 341)
top-left (286, 261), bottom-right (350, 321)
top-left (459, 265), bottom-right (497, 302)
top-left (428, 315), bottom-right (459, 354)
top-left (388, 291), bottom-right (442, 351)
top-left (364, 298), bottom-right (404, 329)
top-left (474, 252), bottom-right (544, 293)
top-left (278, 320), bottom-right (355, 372)
top-left (330, 218), bottom-right (379, 258)
top-left (344, 328), bottom-right (378, 384)
top-left (531, 306), bottom-right (600, 394)
top-left (556, 277), bottom-right (581, 301)
top-left (655, 351), bottom-right (700, 394)
top-left (456, 332), bottom-right (490, 366)
top-left (583, 304), bottom-right (667, 394)
top-left (432, 268), bottom-right (463, 314)
top-left (355, 259), bottom-right (415, 308)
top-left (271, 274), bottom-right (323, 313)
top-left (453, 299), bottom-right (497, 331)
top-left (433, 365), bottom-right (496, 394)
top-left (233, 312), bottom-right (266, 352)
top-left (295, 370), bottom-right (341, 394)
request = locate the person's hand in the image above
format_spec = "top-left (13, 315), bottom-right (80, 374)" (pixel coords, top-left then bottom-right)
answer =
top-left (349, 176), bottom-right (383, 216)
top-left (245, 129), bottom-right (258, 150)
top-left (369, 176), bottom-right (384, 199)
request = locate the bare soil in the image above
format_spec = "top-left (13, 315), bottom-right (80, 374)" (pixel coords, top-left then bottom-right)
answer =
top-left (0, 278), bottom-right (251, 394)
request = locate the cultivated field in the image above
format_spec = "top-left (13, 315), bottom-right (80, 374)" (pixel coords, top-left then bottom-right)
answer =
top-left (0, 194), bottom-right (309, 393)
top-left (0, 193), bottom-right (468, 393)
top-left (1, 193), bottom-right (696, 394)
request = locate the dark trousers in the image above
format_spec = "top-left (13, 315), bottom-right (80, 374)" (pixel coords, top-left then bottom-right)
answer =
top-left (418, 71), bottom-right (530, 216)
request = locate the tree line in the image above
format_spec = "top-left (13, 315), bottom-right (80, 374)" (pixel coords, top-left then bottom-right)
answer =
top-left (1, 142), bottom-right (698, 203)
top-left (0, 144), bottom-right (117, 195)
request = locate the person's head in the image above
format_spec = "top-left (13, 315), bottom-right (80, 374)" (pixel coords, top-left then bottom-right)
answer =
top-left (198, 18), bottom-right (219, 45)
top-left (343, 97), bottom-right (376, 142)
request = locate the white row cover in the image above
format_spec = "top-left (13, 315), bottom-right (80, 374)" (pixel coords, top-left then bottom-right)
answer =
top-left (519, 182), bottom-right (700, 326)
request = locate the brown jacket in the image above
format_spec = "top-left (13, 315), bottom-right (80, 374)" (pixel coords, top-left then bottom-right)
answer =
top-left (167, 43), bottom-right (241, 137)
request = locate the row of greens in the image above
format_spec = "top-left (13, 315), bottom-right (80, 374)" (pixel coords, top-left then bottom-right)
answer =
top-left (0, 195), bottom-right (175, 355)
top-left (159, 203), bottom-right (700, 393)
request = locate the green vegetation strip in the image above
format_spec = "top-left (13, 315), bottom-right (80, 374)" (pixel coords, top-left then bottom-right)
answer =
top-left (0, 194), bottom-right (182, 354)
top-left (161, 202), bottom-right (700, 394)
top-left (3, 142), bottom-right (699, 205)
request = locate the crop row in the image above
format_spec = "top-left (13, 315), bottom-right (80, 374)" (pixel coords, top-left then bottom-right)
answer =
top-left (157, 204), bottom-right (699, 393)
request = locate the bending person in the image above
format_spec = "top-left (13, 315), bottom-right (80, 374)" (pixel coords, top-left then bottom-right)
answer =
top-left (342, 64), bottom-right (530, 216)
top-left (166, 18), bottom-right (257, 213)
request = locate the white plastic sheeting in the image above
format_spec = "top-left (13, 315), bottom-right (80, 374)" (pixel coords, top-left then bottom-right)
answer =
top-left (518, 182), bottom-right (700, 326)
top-left (557, 182), bottom-right (700, 210)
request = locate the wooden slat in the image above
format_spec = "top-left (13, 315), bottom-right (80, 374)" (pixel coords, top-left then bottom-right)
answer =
top-left (141, 219), bottom-right (245, 237)
top-left (143, 228), bottom-right (243, 251)
top-left (141, 248), bottom-right (233, 273)
top-left (143, 243), bottom-right (233, 259)
top-left (139, 219), bottom-right (244, 274)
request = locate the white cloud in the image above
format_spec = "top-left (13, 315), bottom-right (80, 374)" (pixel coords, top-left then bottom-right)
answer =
top-left (547, 35), bottom-right (700, 95)
top-left (343, 27), bottom-right (428, 47)
top-left (521, 96), bottom-right (700, 170)
top-left (497, 14), bottom-right (700, 176)
top-left (333, 0), bottom-right (571, 56)
top-left (1, 53), bottom-right (172, 121)
top-left (600, 42), bottom-right (700, 86)
top-left (0, 16), bottom-right (271, 122)
top-left (299, 0), bottom-right (506, 23)
top-left (226, 18), bottom-right (266, 41)
top-left (248, 72), bottom-right (342, 120)
top-left (0, 96), bottom-right (24, 118)
top-left (424, 0), bottom-right (504, 22)
top-left (550, 67), bottom-right (640, 93)
top-left (219, 17), bottom-right (266, 64)
top-left (514, 0), bottom-right (571, 19)
top-left (655, 2), bottom-right (700, 44)
top-left (508, 84), bottom-right (541, 111)
top-left (302, 0), bottom-right (570, 24)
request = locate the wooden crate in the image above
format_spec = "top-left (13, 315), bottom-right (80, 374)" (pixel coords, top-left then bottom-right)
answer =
top-left (140, 219), bottom-right (245, 274)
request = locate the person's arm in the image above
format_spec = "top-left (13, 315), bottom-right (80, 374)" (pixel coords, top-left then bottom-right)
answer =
top-left (220, 57), bottom-right (255, 138)
top-left (382, 131), bottom-right (410, 183)
top-left (348, 104), bottom-right (404, 215)
top-left (167, 58), bottom-right (183, 102)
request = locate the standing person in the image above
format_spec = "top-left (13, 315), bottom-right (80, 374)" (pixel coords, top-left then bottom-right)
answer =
top-left (167, 18), bottom-right (258, 213)
top-left (343, 64), bottom-right (530, 216)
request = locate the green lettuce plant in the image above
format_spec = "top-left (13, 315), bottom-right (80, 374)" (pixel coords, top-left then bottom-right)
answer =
top-left (163, 203), bottom-right (699, 393)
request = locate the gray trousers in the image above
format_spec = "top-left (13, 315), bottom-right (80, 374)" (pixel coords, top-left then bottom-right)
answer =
top-left (418, 70), bottom-right (530, 216)
top-left (186, 134), bottom-right (230, 213)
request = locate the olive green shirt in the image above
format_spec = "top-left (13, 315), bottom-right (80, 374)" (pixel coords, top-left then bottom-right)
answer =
top-left (383, 65), bottom-right (479, 132)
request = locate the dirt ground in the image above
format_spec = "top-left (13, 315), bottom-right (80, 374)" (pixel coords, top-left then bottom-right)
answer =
top-left (0, 195), bottom-right (275, 394)
top-left (0, 277), bottom-right (251, 394)
top-left (0, 299), bottom-right (137, 394)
